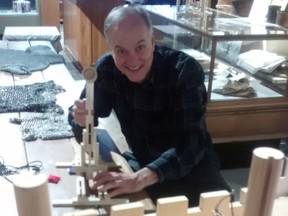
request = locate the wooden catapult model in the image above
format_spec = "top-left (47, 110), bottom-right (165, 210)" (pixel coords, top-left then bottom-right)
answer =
top-left (53, 67), bottom-right (128, 208)
top-left (63, 146), bottom-right (288, 216)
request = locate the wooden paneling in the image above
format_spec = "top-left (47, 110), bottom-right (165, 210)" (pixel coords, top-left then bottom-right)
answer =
top-left (63, 0), bottom-right (92, 68)
top-left (63, 0), bottom-right (124, 68)
top-left (40, 0), bottom-right (60, 30)
top-left (206, 99), bottom-right (288, 143)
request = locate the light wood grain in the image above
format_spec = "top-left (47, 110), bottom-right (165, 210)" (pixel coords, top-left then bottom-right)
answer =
top-left (40, 0), bottom-right (60, 30)
top-left (63, 0), bottom-right (124, 68)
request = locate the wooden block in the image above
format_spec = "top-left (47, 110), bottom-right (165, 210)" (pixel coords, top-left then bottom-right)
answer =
top-left (239, 188), bottom-right (247, 205)
top-left (156, 196), bottom-right (188, 216)
top-left (276, 158), bottom-right (288, 196)
top-left (98, 112), bottom-right (129, 154)
top-left (199, 190), bottom-right (231, 215)
top-left (111, 202), bottom-right (144, 216)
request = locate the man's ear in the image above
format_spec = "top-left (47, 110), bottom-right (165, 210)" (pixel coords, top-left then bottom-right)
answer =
top-left (151, 35), bottom-right (156, 53)
top-left (151, 33), bottom-right (155, 47)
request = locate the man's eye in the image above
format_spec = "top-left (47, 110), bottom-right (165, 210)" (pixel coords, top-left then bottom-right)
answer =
top-left (138, 45), bottom-right (145, 51)
top-left (116, 49), bottom-right (126, 55)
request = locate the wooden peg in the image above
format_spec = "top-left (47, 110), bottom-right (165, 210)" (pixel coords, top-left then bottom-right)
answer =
top-left (157, 196), bottom-right (188, 216)
top-left (243, 147), bottom-right (284, 216)
top-left (111, 201), bottom-right (144, 216)
top-left (13, 173), bottom-right (52, 216)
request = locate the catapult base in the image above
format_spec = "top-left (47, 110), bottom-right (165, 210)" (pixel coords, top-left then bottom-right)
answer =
top-left (52, 196), bottom-right (128, 208)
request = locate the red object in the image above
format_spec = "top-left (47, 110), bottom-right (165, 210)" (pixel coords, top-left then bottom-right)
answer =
top-left (48, 175), bottom-right (61, 183)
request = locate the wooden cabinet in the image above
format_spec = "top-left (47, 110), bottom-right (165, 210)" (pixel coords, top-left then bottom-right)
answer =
top-left (39, 0), bottom-right (60, 29)
top-left (63, 0), bottom-right (124, 69)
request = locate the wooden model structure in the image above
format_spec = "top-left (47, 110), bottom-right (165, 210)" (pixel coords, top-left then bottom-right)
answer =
top-left (53, 67), bottom-right (127, 208)
top-left (63, 147), bottom-right (288, 216)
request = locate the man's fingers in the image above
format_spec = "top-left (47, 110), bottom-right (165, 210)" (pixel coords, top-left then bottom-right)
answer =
top-left (72, 99), bottom-right (88, 126)
top-left (96, 181), bottom-right (124, 198)
top-left (74, 99), bottom-right (86, 107)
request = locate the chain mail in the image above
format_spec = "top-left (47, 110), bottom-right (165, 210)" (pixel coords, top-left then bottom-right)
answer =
top-left (1, 80), bottom-right (73, 141)
top-left (0, 80), bottom-right (65, 113)
top-left (10, 113), bottom-right (73, 141)
top-left (0, 45), bottom-right (64, 74)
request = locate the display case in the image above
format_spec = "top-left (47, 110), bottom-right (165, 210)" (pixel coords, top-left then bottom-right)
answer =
top-left (0, 0), bottom-right (60, 34)
top-left (144, 5), bottom-right (288, 143)
top-left (0, 0), bottom-right (40, 34)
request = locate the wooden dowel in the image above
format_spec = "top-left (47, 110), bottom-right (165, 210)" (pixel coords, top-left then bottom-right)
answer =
top-left (243, 147), bottom-right (284, 216)
top-left (13, 173), bottom-right (52, 216)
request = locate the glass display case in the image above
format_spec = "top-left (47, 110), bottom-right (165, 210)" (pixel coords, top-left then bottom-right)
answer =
top-left (0, 0), bottom-right (40, 34)
top-left (144, 5), bottom-right (288, 144)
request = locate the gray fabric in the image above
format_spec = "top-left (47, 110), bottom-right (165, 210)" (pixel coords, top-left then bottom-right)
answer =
top-left (213, 78), bottom-right (257, 98)
top-left (10, 113), bottom-right (74, 141)
top-left (3, 34), bottom-right (61, 43)
top-left (0, 45), bottom-right (64, 74)
top-left (0, 80), bottom-right (65, 113)
top-left (3, 80), bottom-right (74, 141)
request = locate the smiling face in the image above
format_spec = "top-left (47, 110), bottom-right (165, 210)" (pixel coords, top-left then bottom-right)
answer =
top-left (106, 14), bottom-right (155, 83)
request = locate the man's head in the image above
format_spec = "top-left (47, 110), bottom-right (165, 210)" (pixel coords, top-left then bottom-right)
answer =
top-left (104, 5), bottom-right (155, 83)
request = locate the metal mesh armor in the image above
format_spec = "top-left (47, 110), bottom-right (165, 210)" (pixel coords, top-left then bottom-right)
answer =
top-left (10, 113), bottom-right (73, 141)
top-left (1, 80), bottom-right (73, 141)
top-left (0, 45), bottom-right (64, 74)
top-left (0, 80), bottom-right (65, 113)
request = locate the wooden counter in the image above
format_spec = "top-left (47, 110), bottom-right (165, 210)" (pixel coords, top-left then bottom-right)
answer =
top-left (40, 0), bottom-right (61, 30)
top-left (206, 98), bottom-right (288, 144)
top-left (63, 0), bottom-right (124, 69)
top-left (0, 40), bottom-right (82, 216)
top-left (0, 40), bottom-right (153, 216)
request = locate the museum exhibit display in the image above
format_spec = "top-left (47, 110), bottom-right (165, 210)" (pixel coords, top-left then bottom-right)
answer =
top-left (144, 4), bottom-right (288, 144)
top-left (0, 0), bottom-right (60, 34)
top-left (0, 0), bottom-right (39, 34)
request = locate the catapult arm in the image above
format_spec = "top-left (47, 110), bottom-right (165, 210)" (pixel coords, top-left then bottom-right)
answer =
top-left (53, 68), bottom-right (128, 207)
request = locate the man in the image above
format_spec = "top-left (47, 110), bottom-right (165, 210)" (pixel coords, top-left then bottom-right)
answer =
top-left (68, 5), bottom-right (231, 207)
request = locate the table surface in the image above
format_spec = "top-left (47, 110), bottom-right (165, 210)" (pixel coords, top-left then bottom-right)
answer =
top-left (3, 26), bottom-right (61, 42)
top-left (0, 40), bottom-right (153, 216)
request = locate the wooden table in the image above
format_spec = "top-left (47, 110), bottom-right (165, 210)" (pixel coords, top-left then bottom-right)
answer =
top-left (0, 40), bottom-right (153, 216)
top-left (3, 26), bottom-right (63, 53)
top-left (0, 40), bottom-right (84, 216)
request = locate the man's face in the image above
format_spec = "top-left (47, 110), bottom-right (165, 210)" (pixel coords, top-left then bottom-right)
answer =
top-left (107, 15), bottom-right (155, 83)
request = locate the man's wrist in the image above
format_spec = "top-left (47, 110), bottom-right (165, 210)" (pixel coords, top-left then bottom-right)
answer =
top-left (135, 167), bottom-right (159, 189)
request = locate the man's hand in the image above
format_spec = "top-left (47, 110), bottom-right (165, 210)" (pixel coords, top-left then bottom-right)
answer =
top-left (72, 99), bottom-right (87, 127)
top-left (91, 167), bottom-right (159, 197)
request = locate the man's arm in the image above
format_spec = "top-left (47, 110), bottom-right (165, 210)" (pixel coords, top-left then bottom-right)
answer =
top-left (91, 167), bottom-right (159, 197)
top-left (147, 55), bottom-right (210, 182)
